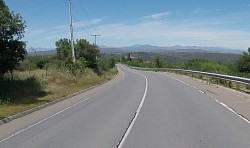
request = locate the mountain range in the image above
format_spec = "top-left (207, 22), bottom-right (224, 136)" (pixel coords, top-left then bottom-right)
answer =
top-left (28, 45), bottom-right (244, 55)
top-left (100, 44), bottom-right (244, 54)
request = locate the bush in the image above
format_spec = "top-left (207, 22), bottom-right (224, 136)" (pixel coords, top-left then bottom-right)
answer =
top-left (184, 59), bottom-right (233, 74)
top-left (66, 58), bottom-right (87, 76)
top-left (0, 76), bottom-right (45, 104)
top-left (108, 58), bottom-right (116, 69)
top-left (236, 48), bottom-right (250, 73)
top-left (36, 60), bottom-right (46, 69)
top-left (155, 56), bottom-right (163, 68)
top-left (18, 60), bottom-right (30, 71)
top-left (98, 58), bottom-right (117, 72)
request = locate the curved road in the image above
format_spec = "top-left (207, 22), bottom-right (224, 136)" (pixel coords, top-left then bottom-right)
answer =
top-left (0, 65), bottom-right (250, 148)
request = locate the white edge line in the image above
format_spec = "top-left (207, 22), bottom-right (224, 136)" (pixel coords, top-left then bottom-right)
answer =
top-left (0, 67), bottom-right (126, 143)
top-left (117, 65), bottom-right (125, 80)
top-left (208, 94), bottom-right (250, 124)
top-left (198, 90), bottom-right (205, 94)
top-left (164, 74), bottom-right (250, 125)
top-left (117, 66), bottom-right (148, 148)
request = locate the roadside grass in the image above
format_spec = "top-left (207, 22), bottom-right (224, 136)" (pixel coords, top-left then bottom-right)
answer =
top-left (0, 68), bottom-right (117, 120)
top-left (168, 72), bottom-right (250, 94)
top-left (185, 73), bottom-right (250, 93)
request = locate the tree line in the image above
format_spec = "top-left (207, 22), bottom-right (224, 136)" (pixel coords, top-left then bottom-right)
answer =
top-left (1, 0), bottom-right (250, 79)
top-left (0, 0), bottom-right (115, 80)
top-left (123, 48), bottom-right (250, 78)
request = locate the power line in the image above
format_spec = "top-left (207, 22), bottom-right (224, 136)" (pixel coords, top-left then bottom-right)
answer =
top-left (71, 3), bottom-right (83, 22)
top-left (69, 0), bottom-right (98, 39)
top-left (76, 0), bottom-right (91, 22)
top-left (63, 0), bottom-right (101, 44)
top-left (76, 0), bottom-right (100, 34)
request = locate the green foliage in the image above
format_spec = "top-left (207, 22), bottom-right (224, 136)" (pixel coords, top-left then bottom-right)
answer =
top-left (184, 59), bottom-right (233, 74)
top-left (36, 60), bottom-right (46, 69)
top-left (236, 48), bottom-right (250, 73)
top-left (55, 38), bottom-right (71, 61)
top-left (154, 56), bottom-right (163, 68)
top-left (18, 59), bottom-right (30, 71)
top-left (22, 55), bottom-right (51, 70)
top-left (127, 53), bottom-right (132, 61)
top-left (124, 56), bottom-right (236, 76)
top-left (55, 38), bottom-right (99, 71)
top-left (75, 39), bottom-right (99, 68)
top-left (66, 57), bottom-right (87, 76)
top-left (108, 58), bottom-right (116, 69)
top-left (128, 52), bottom-right (241, 63)
top-left (0, 76), bottom-right (45, 104)
top-left (0, 0), bottom-right (26, 77)
top-left (121, 56), bottom-right (126, 62)
top-left (98, 58), bottom-right (116, 71)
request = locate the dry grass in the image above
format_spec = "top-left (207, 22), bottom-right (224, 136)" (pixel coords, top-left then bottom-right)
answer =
top-left (0, 68), bottom-right (117, 119)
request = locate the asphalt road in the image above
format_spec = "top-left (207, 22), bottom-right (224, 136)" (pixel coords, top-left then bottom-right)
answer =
top-left (1, 65), bottom-right (250, 148)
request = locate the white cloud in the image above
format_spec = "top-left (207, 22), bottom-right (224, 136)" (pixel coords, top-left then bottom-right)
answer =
top-left (146, 12), bottom-right (169, 19)
top-left (90, 20), bottom-right (250, 49)
top-left (193, 8), bottom-right (220, 14)
top-left (25, 29), bottom-right (45, 37)
top-left (53, 18), bottom-right (103, 30)
top-left (53, 24), bottom-right (67, 30)
top-left (73, 18), bottom-right (103, 28)
top-left (24, 15), bottom-right (250, 50)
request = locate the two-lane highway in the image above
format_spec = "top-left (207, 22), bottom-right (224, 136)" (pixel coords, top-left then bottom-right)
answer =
top-left (0, 65), bottom-right (250, 148)
top-left (0, 65), bottom-right (147, 148)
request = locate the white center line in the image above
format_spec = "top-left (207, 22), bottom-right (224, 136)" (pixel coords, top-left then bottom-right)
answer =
top-left (117, 66), bottom-right (148, 148)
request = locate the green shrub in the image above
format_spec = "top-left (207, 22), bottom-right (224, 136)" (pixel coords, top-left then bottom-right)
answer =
top-left (18, 60), bottom-right (30, 71)
top-left (0, 76), bottom-right (45, 104)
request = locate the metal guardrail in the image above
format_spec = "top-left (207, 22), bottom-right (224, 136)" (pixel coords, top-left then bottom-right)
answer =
top-left (131, 67), bottom-right (250, 85)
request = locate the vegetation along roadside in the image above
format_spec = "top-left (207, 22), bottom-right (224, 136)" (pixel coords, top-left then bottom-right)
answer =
top-left (0, 0), bottom-right (118, 120)
top-left (120, 48), bottom-right (250, 93)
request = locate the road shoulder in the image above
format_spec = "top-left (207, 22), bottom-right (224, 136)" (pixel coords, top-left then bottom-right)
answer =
top-left (164, 72), bottom-right (250, 122)
top-left (0, 67), bottom-right (124, 140)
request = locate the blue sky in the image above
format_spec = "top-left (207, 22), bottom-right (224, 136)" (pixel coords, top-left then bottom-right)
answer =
top-left (5, 0), bottom-right (250, 50)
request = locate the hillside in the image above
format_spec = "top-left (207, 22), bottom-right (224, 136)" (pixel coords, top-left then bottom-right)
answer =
top-left (100, 44), bottom-right (244, 54)
top-left (126, 52), bottom-right (241, 63)
top-left (28, 45), bottom-right (243, 63)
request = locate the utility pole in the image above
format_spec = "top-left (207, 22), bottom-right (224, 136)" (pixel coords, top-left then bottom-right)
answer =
top-left (91, 34), bottom-right (100, 46)
top-left (68, 0), bottom-right (75, 63)
top-left (90, 34), bottom-right (100, 61)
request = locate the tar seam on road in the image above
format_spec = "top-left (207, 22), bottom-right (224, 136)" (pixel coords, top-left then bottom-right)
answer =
top-left (0, 67), bottom-right (126, 144)
top-left (117, 66), bottom-right (148, 148)
top-left (164, 73), bottom-right (250, 124)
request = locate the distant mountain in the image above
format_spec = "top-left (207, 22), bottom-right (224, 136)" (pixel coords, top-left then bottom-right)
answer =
top-left (123, 44), bottom-right (160, 51)
top-left (167, 45), bottom-right (243, 54)
top-left (130, 52), bottom-right (241, 63)
top-left (100, 45), bottom-right (244, 54)
top-left (26, 45), bottom-right (244, 56)
top-left (27, 48), bottom-right (56, 56)
top-left (99, 47), bottom-right (126, 54)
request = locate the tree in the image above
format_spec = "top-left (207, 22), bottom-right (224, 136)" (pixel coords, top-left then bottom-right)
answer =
top-left (0, 0), bottom-right (26, 79)
top-left (75, 39), bottom-right (99, 68)
top-left (154, 56), bottom-right (163, 68)
top-left (236, 48), bottom-right (250, 73)
top-left (108, 57), bottom-right (116, 69)
top-left (55, 38), bottom-right (71, 61)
